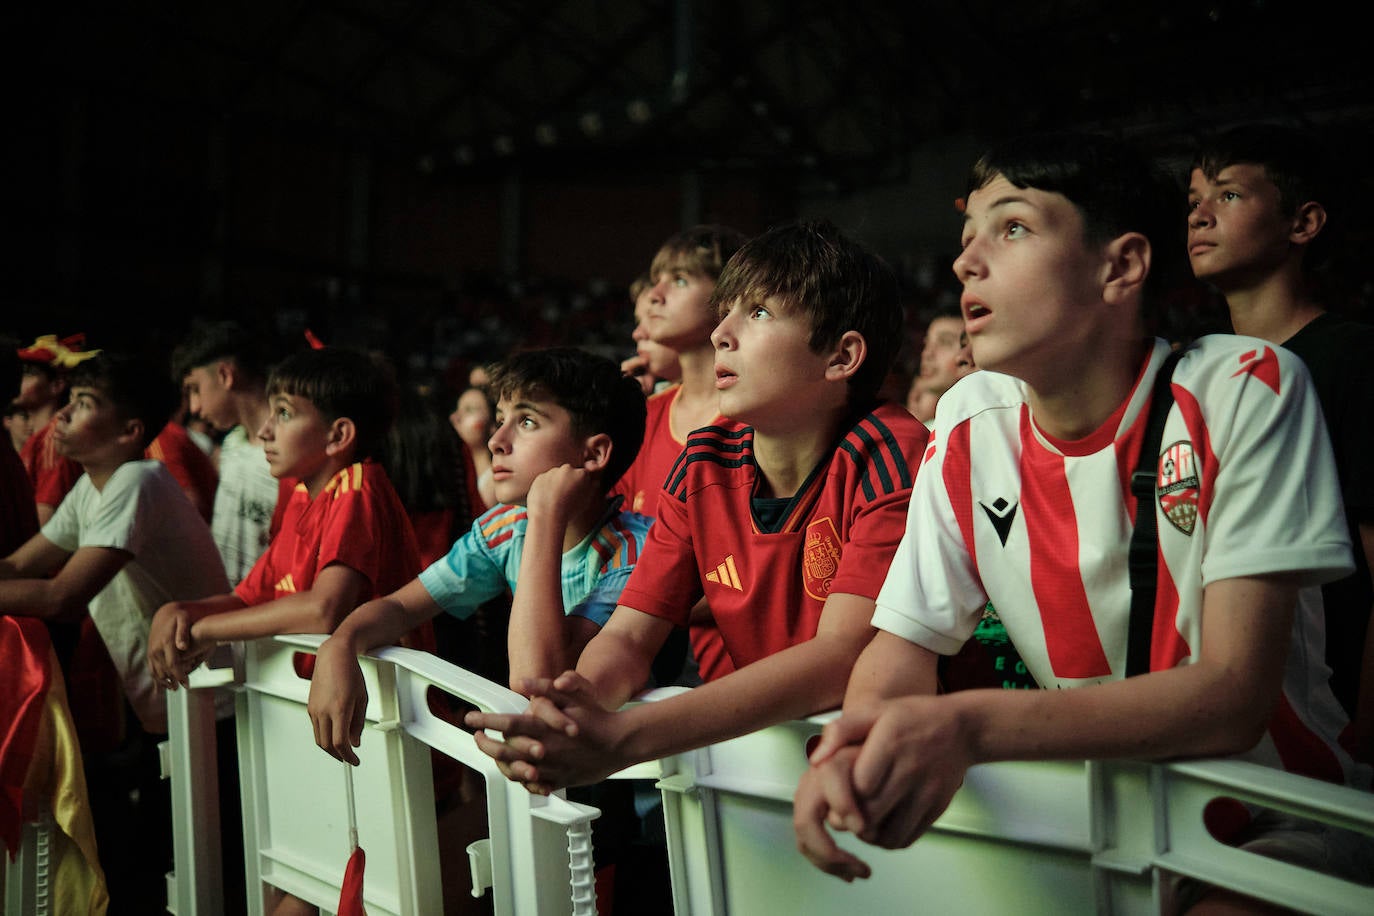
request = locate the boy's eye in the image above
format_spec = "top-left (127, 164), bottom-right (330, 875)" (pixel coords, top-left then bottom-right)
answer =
top-left (1222, 190), bottom-right (1240, 202)
top-left (1004, 221), bottom-right (1027, 239)
top-left (673, 275), bottom-right (689, 287)
top-left (519, 416), bottom-right (538, 429)
top-left (750, 305), bottom-right (771, 320)
top-left (276, 408), bottom-right (291, 421)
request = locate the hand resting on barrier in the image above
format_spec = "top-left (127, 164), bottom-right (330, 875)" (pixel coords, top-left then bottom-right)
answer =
top-left (794, 697), bottom-right (973, 881)
top-left (307, 636), bottom-right (371, 766)
top-left (148, 602), bottom-right (220, 689)
top-left (465, 671), bottom-right (621, 794)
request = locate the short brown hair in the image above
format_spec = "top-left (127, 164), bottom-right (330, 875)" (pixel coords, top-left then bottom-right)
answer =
top-left (485, 347), bottom-right (646, 492)
top-left (711, 219), bottom-right (902, 403)
top-left (649, 225), bottom-right (749, 284)
top-left (267, 348), bottom-right (399, 461)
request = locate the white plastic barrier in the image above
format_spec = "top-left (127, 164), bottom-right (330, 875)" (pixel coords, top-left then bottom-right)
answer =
top-left (166, 635), bottom-right (599, 916)
top-left (645, 702), bottom-right (1374, 915)
top-left (2, 802), bottom-right (53, 916)
top-left (163, 638), bottom-right (1374, 915)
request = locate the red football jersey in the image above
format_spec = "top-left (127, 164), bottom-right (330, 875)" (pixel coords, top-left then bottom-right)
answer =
top-left (619, 403), bottom-right (927, 677)
top-left (235, 461), bottom-right (421, 606)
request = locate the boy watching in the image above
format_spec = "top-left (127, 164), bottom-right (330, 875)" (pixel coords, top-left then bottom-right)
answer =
top-left (1, 351), bottom-right (228, 730)
top-left (616, 225), bottom-right (748, 684)
top-left (794, 133), bottom-right (1367, 900)
top-left (1187, 123), bottom-right (1374, 759)
top-left (0, 351), bottom-right (231, 908)
top-left (464, 219), bottom-right (929, 793)
top-left (147, 346), bottom-right (420, 687)
top-left (15, 334), bottom-right (96, 524)
top-left (306, 347), bottom-right (650, 760)
top-left (172, 320), bottom-right (282, 583)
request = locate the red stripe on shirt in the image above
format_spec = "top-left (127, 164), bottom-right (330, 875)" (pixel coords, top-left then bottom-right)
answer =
top-left (942, 423), bottom-right (976, 569)
top-left (1270, 693), bottom-right (1346, 784)
top-left (1020, 409), bottom-right (1112, 679)
top-left (1151, 550), bottom-right (1189, 670)
top-left (1171, 384), bottom-right (1216, 527)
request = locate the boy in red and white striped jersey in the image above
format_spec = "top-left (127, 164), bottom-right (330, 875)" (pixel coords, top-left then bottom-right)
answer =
top-left (795, 133), bottom-right (1368, 895)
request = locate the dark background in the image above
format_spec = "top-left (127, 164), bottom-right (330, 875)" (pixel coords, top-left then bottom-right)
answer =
top-left (5, 1), bottom-right (1371, 394)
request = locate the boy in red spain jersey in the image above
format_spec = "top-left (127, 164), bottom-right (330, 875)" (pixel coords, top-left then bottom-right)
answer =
top-left (794, 133), bottom-right (1370, 902)
top-left (465, 219), bottom-right (929, 793)
top-left (147, 346), bottom-right (421, 686)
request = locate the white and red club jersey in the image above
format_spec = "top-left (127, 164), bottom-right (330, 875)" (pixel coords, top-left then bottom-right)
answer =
top-left (873, 336), bottom-right (1363, 786)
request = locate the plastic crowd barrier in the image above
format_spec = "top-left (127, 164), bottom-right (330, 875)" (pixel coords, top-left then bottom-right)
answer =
top-left (90, 636), bottom-right (1374, 914)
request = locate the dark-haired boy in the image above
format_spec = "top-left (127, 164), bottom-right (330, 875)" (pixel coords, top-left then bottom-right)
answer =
top-left (307, 346), bottom-right (651, 759)
top-left (465, 219), bottom-right (928, 793)
top-left (173, 320), bottom-right (282, 582)
top-left (1188, 123), bottom-right (1374, 760)
top-left (0, 353), bottom-right (230, 908)
top-left (794, 133), bottom-right (1367, 895)
top-left (1, 352), bottom-right (228, 730)
top-left (147, 347), bottom-right (421, 686)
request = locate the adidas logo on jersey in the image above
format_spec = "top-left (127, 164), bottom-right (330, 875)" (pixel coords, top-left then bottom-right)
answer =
top-left (705, 555), bottom-right (743, 591)
top-left (274, 573), bottom-right (298, 594)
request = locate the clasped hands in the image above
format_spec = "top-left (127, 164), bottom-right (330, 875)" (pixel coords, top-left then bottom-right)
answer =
top-left (792, 694), bottom-right (974, 881)
top-left (464, 670), bottom-right (626, 795)
top-left (147, 604), bottom-right (216, 690)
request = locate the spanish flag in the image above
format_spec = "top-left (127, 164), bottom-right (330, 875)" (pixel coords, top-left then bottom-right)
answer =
top-left (1, 616), bottom-right (108, 915)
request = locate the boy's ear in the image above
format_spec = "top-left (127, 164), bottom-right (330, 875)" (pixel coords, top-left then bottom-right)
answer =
top-left (824, 331), bottom-right (867, 383)
top-left (215, 359), bottom-right (235, 390)
top-left (1289, 200), bottom-right (1327, 247)
top-left (581, 432), bottom-right (613, 473)
top-left (324, 417), bottom-right (357, 457)
top-left (1100, 232), bottom-right (1151, 307)
top-left (119, 416), bottom-right (146, 448)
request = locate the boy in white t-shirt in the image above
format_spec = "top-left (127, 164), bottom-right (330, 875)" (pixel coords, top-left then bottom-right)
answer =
top-left (0, 350), bottom-right (229, 907)
top-left (794, 133), bottom-right (1368, 906)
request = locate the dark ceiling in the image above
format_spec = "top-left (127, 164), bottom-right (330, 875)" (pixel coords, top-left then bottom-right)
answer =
top-left (16, 1), bottom-right (1373, 193)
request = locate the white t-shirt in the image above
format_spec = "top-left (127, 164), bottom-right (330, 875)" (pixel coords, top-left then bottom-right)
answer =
top-left (211, 426), bottom-right (279, 584)
top-left (44, 460), bottom-right (229, 733)
top-left (874, 336), bottom-right (1364, 786)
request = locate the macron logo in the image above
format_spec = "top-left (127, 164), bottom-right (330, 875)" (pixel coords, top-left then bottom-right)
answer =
top-left (705, 555), bottom-right (743, 591)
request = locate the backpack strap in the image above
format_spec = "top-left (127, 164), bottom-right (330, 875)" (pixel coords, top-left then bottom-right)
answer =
top-left (1125, 348), bottom-right (1186, 678)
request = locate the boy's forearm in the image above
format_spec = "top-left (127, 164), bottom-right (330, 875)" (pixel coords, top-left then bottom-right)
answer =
top-left (326, 580), bottom-right (443, 655)
top-left (842, 629), bottom-right (941, 716)
top-left (507, 512), bottom-right (572, 687)
top-left (890, 575), bottom-right (1297, 767)
top-left (612, 629), bottom-right (867, 766)
top-left (575, 624), bottom-right (657, 710)
top-left (0, 578), bottom-right (69, 620)
top-left (194, 565), bottom-right (370, 644)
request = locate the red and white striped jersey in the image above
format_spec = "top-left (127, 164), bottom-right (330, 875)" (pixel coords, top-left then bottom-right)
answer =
top-left (873, 336), bottom-right (1363, 786)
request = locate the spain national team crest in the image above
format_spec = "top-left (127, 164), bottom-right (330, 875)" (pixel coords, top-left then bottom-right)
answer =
top-left (1157, 440), bottom-right (1200, 535)
top-left (803, 517), bottom-right (843, 600)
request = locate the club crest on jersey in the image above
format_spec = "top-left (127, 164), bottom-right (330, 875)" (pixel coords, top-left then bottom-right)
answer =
top-left (803, 516), bottom-right (843, 600)
top-left (1157, 440), bottom-right (1200, 535)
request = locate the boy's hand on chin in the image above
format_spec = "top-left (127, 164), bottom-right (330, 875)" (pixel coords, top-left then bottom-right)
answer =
top-left (526, 465), bottom-right (596, 520)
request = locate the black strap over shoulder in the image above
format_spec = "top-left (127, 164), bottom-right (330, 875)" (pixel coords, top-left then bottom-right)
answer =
top-left (1125, 348), bottom-right (1186, 678)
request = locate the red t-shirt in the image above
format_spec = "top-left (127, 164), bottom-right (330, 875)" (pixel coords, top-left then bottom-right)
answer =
top-left (146, 422), bottom-right (219, 522)
top-left (618, 403), bottom-right (928, 680)
top-left (235, 461), bottom-right (421, 606)
top-left (20, 417), bottom-right (80, 510)
top-left (610, 385), bottom-right (734, 677)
